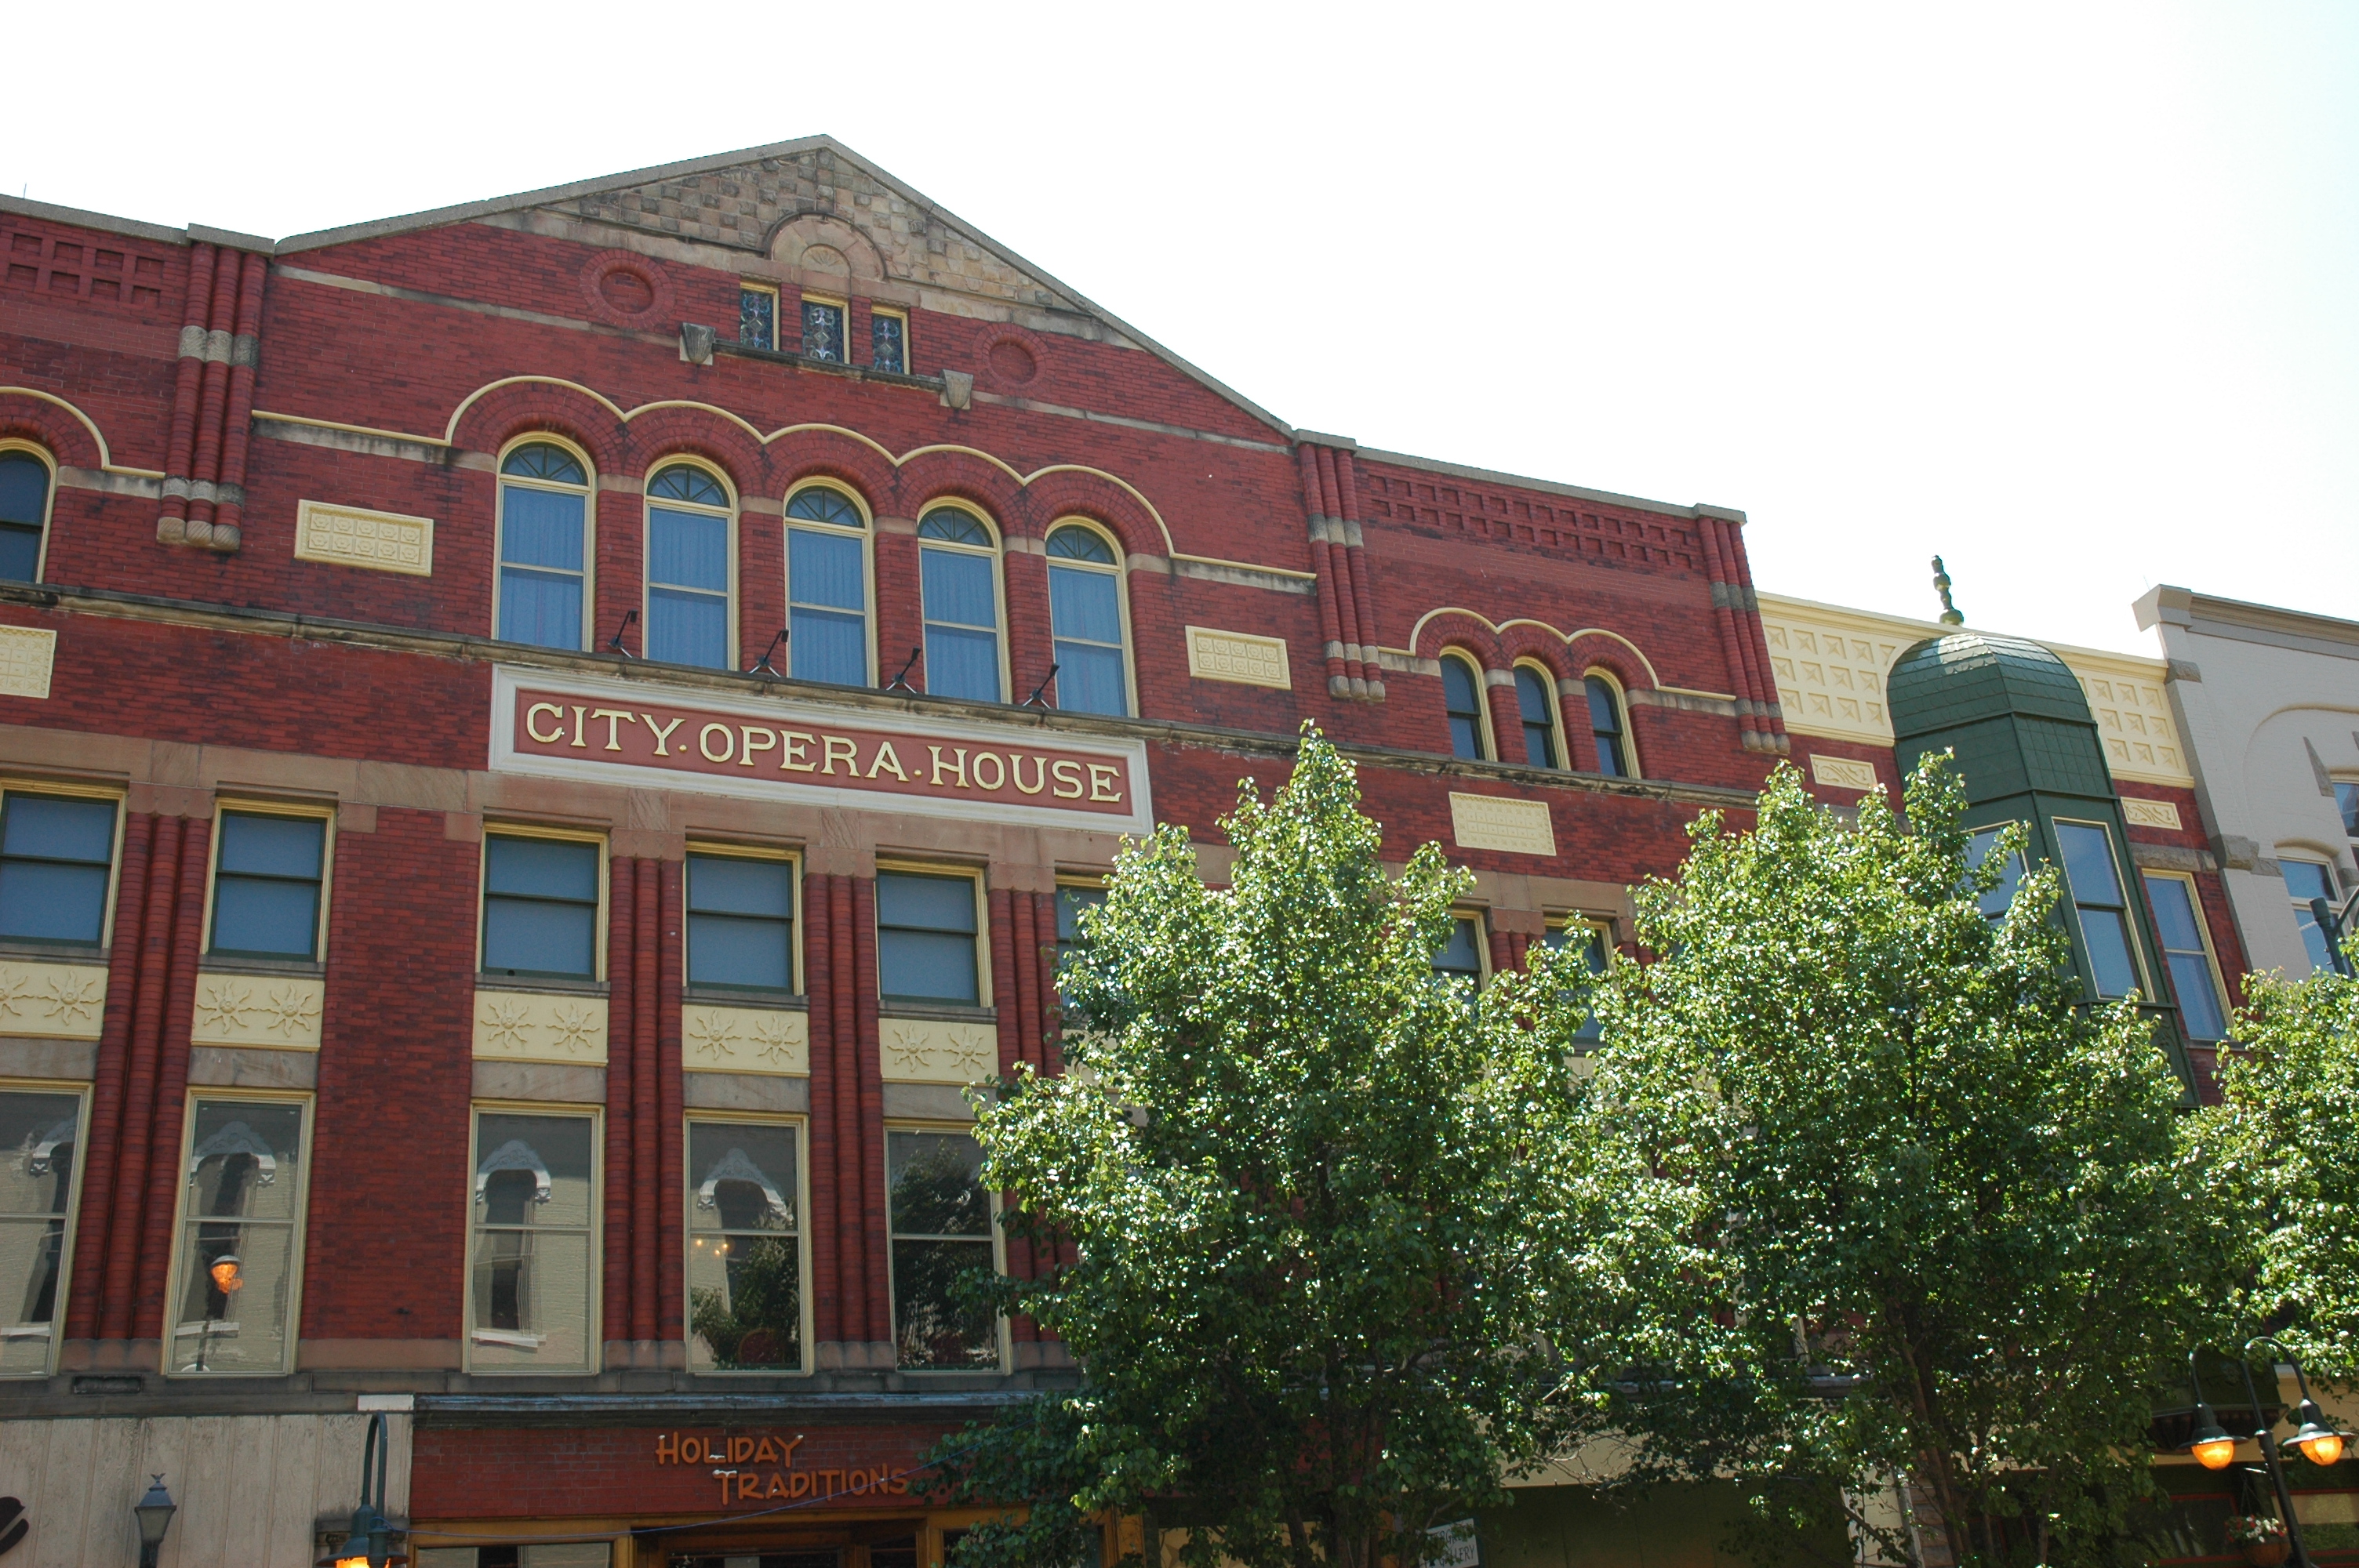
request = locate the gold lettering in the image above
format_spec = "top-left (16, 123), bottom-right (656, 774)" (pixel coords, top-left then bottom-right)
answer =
top-left (929, 745), bottom-right (969, 789)
top-left (1089, 764), bottom-right (1122, 803)
top-left (781, 731), bottom-right (816, 771)
top-left (823, 736), bottom-right (859, 775)
top-left (569, 706), bottom-right (587, 748)
top-left (753, 1436), bottom-right (780, 1464)
top-left (867, 740), bottom-right (907, 781)
top-left (1011, 754), bottom-right (1047, 795)
top-left (699, 722), bottom-right (736, 763)
top-left (972, 752), bottom-right (1005, 791)
top-left (589, 708), bottom-right (636, 751)
top-left (655, 1432), bottom-right (679, 1465)
top-left (739, 727), bottom-right (777, 768)
top-left (1051, 760), bottom-right (1084, 799)
top-left (525, 702), bottom-right (565, 744)
top-left (643, 713), bottom-right (685, 757)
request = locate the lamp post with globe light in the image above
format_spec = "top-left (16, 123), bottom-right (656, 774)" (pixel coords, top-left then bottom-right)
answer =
top-left (2186, 1340), bottom-right (2350, 1568)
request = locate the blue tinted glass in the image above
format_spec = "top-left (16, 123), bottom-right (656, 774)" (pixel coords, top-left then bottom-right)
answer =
top-left (1515, 667), bottom-right (1554, 724)
top-left (649, 506), bottom-right (728, 591)
top-left (500, 444), bottom-right (586, 484)
top-left (501, 486), bottom-right (584, 571)
top-left (2055, 822), bottom-right (2125, 907)
top-left (1045, 525), bottom-right (1114, 564)
top-left (1056, 886), bottom-right (1105, 945)
top-left (485, 837), bottom-right (598, 901)
top-left (1586, 677), bottom-right (1622, 735)
top-left (2340, 782), bottom-right (2359, 837)
top-left (649, 466), bottom-right (726, 507)
top-left (926, 626), bottom-right (1001, 702)
top-left (878, 873), bottom-right (976, 933)
top-left (1448, 717), bottom-right (1481, 760)
top-left (2165, 951), bottom-right (2227, 1040)
top-left (922, 548), bottom-right (997, 629)
top-left (785, 488), bottom-right (862, 528)
top-left (790, 607), bottom-right (867, 685)
top-left (1433, 916), bottom-right (1481, 977)
top-left (211, 879), bottom-right (318, 956)
top-left (218, 814), bottom-right (323, 880)
top-left (688, 913), bottom-right (791, 989)
top-left (918, 510), bottom-right (992, 546)
top-left (2295, 907), bottom-right (2339, 974)
top-left (1968, 829), bottom-right (2026, 920)
top-left (2282, 862), bottom-right (2335, 903)
top-left (0, 524), bottom-right (39, 583)
top-left (498, 568), bottom-right (583, 650)
top-left (1441, 658), bottom-right (1480, 716)
top-left (690, 855), bottom-right (791, 918)
top-left (2079, 908), bottom-right (2138, 997)
top-left (878, 929), bottom-right (978, 1004)
top-left (790, 528), bottom-right (864, 612)
top-left (1056, 641), bottom-right (1128, 716)
top-left (0, 456), bottom-right (47, 527)
top-left (4, 797), bottom-right (115, 862)
top-left (1049, 565), bottom-right (1121, 645)
top-left (482, 898), bottom-right (594, 976)
top-left (2143, 874), bottom-right (2203, 951)
top-left (0, 863), bottom-right (106, 944)
top-left (648, 587), bottom-right (728, 669)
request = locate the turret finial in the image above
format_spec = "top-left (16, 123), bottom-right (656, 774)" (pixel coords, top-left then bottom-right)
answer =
top-left (1932, 556), bottom-right (1964, 626)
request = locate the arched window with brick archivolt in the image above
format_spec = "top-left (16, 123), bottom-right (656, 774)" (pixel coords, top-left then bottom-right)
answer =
top-left (1438, 650), bottom-right (1491, 761)
top-left (1044, 521), bottom-right (1133, 717)
top-left (0, 444), bottom-right (55, 585)
top-left (782, 481), bottom-right (875, 687)
top-left (1583, 669), bottom-right (1637, 779)
top-left (1512, 661), bottom-right (1564, 770)
top-left (496, 437), bottom-right (596, 651)
top-left (643, 460), bottom-right (736, 670)
top-left (916, 503), bottom-right (1007, 704)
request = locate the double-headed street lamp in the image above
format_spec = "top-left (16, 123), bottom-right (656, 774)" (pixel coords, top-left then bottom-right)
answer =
top-left (2186, 1339), bottom-right (2351, 1568)
top-left (314, 1411), bottom-right (407, 1568)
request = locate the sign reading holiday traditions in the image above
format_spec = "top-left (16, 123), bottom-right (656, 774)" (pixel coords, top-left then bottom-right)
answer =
top-left (652, 1429), bottom-right (916, 1508)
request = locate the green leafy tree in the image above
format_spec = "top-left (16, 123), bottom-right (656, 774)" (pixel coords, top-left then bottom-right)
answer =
top-left (1564, 757), bottom-right (2226, 1567)
top-left (932, 729), bottom-right (1596, 1568)
top-left (2186, 957), bottom-right (2359, 1377)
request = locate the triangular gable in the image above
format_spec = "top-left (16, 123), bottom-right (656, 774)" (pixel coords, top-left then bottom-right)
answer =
top-left (277, 135), bottom-right (1293, 440)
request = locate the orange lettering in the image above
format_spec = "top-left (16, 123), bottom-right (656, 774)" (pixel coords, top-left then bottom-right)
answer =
top-left (655, 1432), bottom-right (679, 1465)
top-left (731, 1436), bottom-right (754, 1464)
top-left (767, 1471), bottom-right (789, 1498)
top-left (789, 1471), bottom-right (812, 1497)
top-left (753, 1436), bottom-right (780, 1464)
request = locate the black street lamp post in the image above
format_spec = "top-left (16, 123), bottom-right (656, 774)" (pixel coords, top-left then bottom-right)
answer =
top-left (132, 1475), bottom-right (176, 1568)
top-left (314, 1411), bottom-right (407, 1568)
top-left (2186, 1339), bottom-right (2351, 1568)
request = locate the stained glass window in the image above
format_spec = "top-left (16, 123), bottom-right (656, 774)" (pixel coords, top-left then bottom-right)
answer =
top-left (1046, 524), bottom-right (1127, 717)
top-left (871, 312), bottom-right (907, 374)
top-left (802, 299), bottom-right (845, 363)
top-left (738, 285), bottom-right (776, 350)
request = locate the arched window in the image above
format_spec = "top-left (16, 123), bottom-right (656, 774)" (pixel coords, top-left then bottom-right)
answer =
top-left (1045, 523), bottom-right (1131, 717)
top-left (783, 485), bottom-right (872, 687)
top-left (1513, 664), bottom-right (1561, 769)
top-left (644, 463), bottom-right (732, 669)
top-left (1439, 652), bottom-right (1488, 760)
top-left (496, 441), bottom-right (592, 650)
top-left (917, 506), bottom-right (1004, 703)
top-left (0, 449), bottom-right (53, 583)
top-left (1584, 672), bottom-right (1635, 778)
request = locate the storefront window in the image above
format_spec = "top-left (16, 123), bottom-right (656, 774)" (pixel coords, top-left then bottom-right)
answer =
top-left (0, 1088), bottom-right (81, 1376)
top-left (469, 1111), bottom-right (597, 1373)
top-left (686, 1120), bottom-right (801, 1373)
top-left (886, 1129), bottom-right (997, 1369)
top-left (169, 1097), bottom-right (307, 1376)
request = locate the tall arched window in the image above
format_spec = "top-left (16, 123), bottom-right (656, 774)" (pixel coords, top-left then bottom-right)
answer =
top-left (1045, 523), bottom-right (1131, 717)
top-left (1439, 652), bottom-right (1488, 760)
top-left (918, 506), bottom-right (1004, 702)
top-left (1513, 664), bottom-right (1561, 768)
top-left (0, 449), bottom-right (53, 583)
top-left (783, 485), bottom-right (872, 687)
top-left (644, 463), bottom-right (732, 669)
top-left (497, 441), bottom-right (592, 650)
top-left (1584, 672), bottom-right (1635, 778)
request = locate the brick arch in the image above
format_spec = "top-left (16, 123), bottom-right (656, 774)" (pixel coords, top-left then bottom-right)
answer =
top-left (1565, 631), bottom-right (1655, 694)
top-left (763, 430), bottom-right (897, 512)
top-left (619, 411), bottom-right (765, 498)
top-left (1408, 610), bottom-right (1506, 668)
top-left (1497, 628), bottom-right (1572, 682)
top-left (0, 391), bottom-right (107, 471)
top-left (450, 382), bottom-right (629, 476)
top-left (891, 451), bottom-right (1026, 525)
top-left (1014, 470), bottom-right (1162, 559)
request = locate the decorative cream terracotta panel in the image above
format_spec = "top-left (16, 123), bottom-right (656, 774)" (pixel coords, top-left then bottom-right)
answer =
top-left (192, 973), bottom-right (324, 1050)
top-left (2122, 798), bottom-right (2185, 830)
top-left (1806, 754), bottom-right (1881, 792)
top-left (0, 960), bottom-right (107, 1040)
top-left (879, 1015), bottom-right (997, 1086)
top-left (471, 989), bottom-right (608, 1065)
top-left (2074, 659), bottom-right (2191, 787)
top-left (683, 1003), bottom-right (809, 1076)
top-left (294, 499), bottom-right (435, 577)
top-left (1448, 792), bottom-right (1557, 857)
top-left (0, 626), bottom-right (56, 699)
top-left (1185, 626), bottom-right (1292, 689)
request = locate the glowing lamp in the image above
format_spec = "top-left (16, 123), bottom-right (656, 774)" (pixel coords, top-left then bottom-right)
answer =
top-left (2290, 1398), bottom-right (2348, 1468)
top-left (2190, 1404), bottom-right (2237, 1471)
top-left (209, 1255), bottom-right (244, 1294)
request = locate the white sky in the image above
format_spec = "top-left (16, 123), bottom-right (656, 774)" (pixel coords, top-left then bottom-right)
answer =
top-left (6, 2), bottom-right (2351, 655)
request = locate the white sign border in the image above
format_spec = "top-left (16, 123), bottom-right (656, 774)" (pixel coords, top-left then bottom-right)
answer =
top-left (488, 665), bottom-right (1155, 836)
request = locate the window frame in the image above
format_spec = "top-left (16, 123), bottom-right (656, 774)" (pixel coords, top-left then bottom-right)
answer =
top-left (800, 292), bottom-right (850, 363)
top-left (463, 1101), bottom-right (602, 1375)
top-left (1543, 915), bottom-right (1615, 1043)
top-left (2050, 815), bottom-right (2151, 1000)
top-left (0, 440), bottom-right (57, 586)
top-left (0, 1079), bottom-right (90, 1379)
top-left (682, 1109), bottom-right (812, 1376)
top-left (202, 799), bottom-right (336, 964)
top-left (493, 434), bottom-right (597, 652)
top-left (1042, 518), bottom-right (1137, 718)
top-left (1433, 908), bottom-right (1491, 989)
top-left (476, 824), bottom-right (609, 983)
top-left (1583, 669), bottom-right (1638, 779)
top-left (1438, 650), bottom-right (1494, 762)
top-left (641, 459), bottom-right (740, 672)
top-left (869, 305), bottom-right (911, 375)
top-left (882, 1119), bottom-right (1006, 1374)
top-left (874, 861), bottom-right (991, 1010)
top-left (738, 281), bottom-right (780, 350)
top-left (2140, 868), bottom-right (2232, 1044)
top-left (0, 779), bottom-right (127, 953)
top-left (2280, 854), bottom-right (2343, 976)
top-left (161, 1087), bottom-right (313, 1379)
top-left (782, 481), bottom-right (878, 688)
top-left (916, 502), bottom-right (1011, 705)
top-left (1510, 660), bottom-right (1565, 771)
top-left (684, 841), bottom-right (801, 996)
